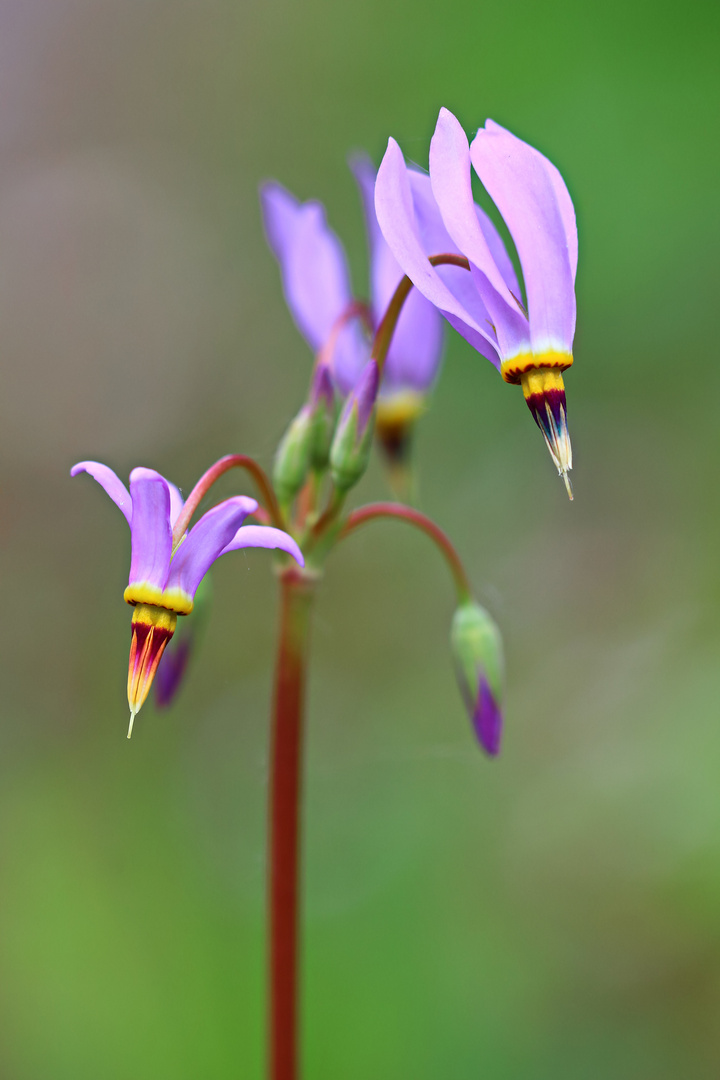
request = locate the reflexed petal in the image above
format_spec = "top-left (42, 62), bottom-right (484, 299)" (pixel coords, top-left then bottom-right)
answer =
top-left (221, 525), bottom-right (304, 567)
top-left (352, 154), bottom-right (444, 394)
top-left (485, 119), bottom-right (578, 282)
top-left (167, 482), bottom-right (185, 528)
top-left (70, 461), bottom-right (131, 524)
top-left (260, 181), bottom-right (368, 389)
top-left (470, 122), bottom-right (576, 355)
top-left (127, 468), bottom-right (173, 597)
top-left (430, 107), bottom-right (529, 362)
top-left (375, 138), bottom-right (500, 365)
top-left (164, 496), bottom-right (257, 606)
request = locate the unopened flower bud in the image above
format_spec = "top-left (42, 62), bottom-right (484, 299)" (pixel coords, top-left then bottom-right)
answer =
top-left (273, 406), bottom-right (314, 505)
top-left (307, 362), bottom-right (337, 470)
top-left (329, 360), bottom-right (379, 492)
top-left (451, 600), bottom-right (504, 756)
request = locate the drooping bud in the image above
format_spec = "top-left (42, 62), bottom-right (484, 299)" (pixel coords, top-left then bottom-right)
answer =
top-left (329, 359), bottom-right (380, 492)
top-left (450, 600), bottom-right (504, 756)
top-left (127, 603), bottom-right (177, 737)
top-left (520, 367), bottom-right (573, 500)
top-left (154, 573), bottom-right (212, 709)
top-left (307, 361), bottom-right (337, 470)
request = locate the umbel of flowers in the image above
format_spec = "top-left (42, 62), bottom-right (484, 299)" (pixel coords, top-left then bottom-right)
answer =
top-left (72, 108), bottom-right (577, 1080)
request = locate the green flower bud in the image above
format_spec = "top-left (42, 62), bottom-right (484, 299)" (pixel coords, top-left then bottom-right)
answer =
top-left (273, 405), bottom-right (314, 505)
top-left (451, 600), bottom-right (504, 756)
top-left (329, 360), bottom-right (379, 493)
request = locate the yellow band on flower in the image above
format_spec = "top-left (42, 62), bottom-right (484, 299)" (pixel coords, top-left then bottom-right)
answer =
top-left (500, 350), bottom-right (573, 385)
top-left (124, 582), bottom-right (194, 615)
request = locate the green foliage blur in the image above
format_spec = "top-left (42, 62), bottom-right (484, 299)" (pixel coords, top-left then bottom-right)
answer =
top-left (1, 0), bottom-right (719, 1075)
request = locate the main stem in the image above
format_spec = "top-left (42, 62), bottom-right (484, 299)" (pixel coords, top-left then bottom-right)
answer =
top-left (269, 567), bottom-right (315, 1080)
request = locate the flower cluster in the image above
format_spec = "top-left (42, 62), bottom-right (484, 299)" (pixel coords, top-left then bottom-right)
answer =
top-left (73, 107), bottom-right (578, 755)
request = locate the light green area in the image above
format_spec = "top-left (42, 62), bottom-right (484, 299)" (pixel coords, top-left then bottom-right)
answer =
top-left (2, 0), bottom-right (720, 1075)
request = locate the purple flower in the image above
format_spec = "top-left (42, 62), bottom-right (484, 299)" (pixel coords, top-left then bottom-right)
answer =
top-left (375, 108), bottom-right (577, 496)
top-left (72, 461), bottom-right (304, 734)
top-left (260, 165), bottom-right (444, 446)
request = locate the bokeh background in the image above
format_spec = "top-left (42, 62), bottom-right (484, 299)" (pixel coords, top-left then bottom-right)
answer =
top-left (2, 0), bottom-right (719, 1075)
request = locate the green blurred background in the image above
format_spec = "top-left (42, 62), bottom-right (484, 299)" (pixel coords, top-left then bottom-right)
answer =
top-left (2, 0), bottom-right (720, 1075)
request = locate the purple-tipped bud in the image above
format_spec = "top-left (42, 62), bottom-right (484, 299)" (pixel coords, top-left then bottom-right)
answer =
top-left (307, 362), bottom-right (337, 470)
top-left (473, 676), bottom-right (503, 756)
top-left (329, 360), bottom-right (380, 492)
top-left (451, 601), bottom-right (504, 757)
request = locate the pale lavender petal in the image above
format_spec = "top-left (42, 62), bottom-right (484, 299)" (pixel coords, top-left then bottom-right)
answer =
top-left (127, 468), bottom-right (173, 591)
top-left (260, 181), bottom-right (368, 387)
top-left (429, 109), bottom-right (530, 361)
top-left (375, 139), bottom-right (500, 365)
top-left (165, 496), bottom-right (257, 602)
top-left (167, 482), bottom-right (185, 528)
top-left (351, 154), bottom-right (444, 394)
top-left (486, 119), bottom-right (577, 282)
top-left (70, 461), bottom-right (131, 524)
top-left (471, 122), bottom-right (576, 355)
top-left (221, 525), bottom-right (304, 567)
top-left (473, 676), bottom-right (502, 757)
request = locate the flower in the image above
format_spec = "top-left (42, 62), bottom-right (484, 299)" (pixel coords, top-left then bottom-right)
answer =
top-left (260, 165), bottom-right (444, 455)
top-left (450, 600), bottom-right (504, 756)
top-left (375, 108), bottom-right (577, 497)
top-left (71, 461), bottom-right (304, 735)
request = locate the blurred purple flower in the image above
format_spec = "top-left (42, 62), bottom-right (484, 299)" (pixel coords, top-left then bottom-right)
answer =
top-left (260, 164), bottom-right (444, 433)
top-left (375, 109), bottom-right (577, 495)
top-left (72, 461), bottom-right (304, 732)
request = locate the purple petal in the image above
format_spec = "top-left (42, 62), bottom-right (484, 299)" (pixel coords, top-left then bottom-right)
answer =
top-left (473, 676), bottom-right (503, 757)
top-left (127, 468), bottom-right (173, 592)
top-left (485, 119), bottom-right (577, 282)
top-left (260, 182), bottom-right (368, 389)
top-left (375, 138), bottom-right (500, 365)
top-left (430, 107), bottom-right (529, 363)
top-left (167, 482), bottom-right (185, 528)
top-left (352, 154), bottom-right (444, 395)
top-left (470, 122), bottom-right (576, 356)
top-left (70, 461), bottom-right (131, 524)
top-left (165, 496), bottom-right (257, 603)
top-left (221, 525), bottom-right (305, 567)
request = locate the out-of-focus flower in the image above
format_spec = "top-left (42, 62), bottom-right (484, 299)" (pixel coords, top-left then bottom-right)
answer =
top-left (375, 108), bottom-right (577, 497)
top-left (260, 168), bottom-right (444, 459)
top-left (71, 461), bottom-right (304, 734)
top-left (451, 600), bottom-right (504, 756)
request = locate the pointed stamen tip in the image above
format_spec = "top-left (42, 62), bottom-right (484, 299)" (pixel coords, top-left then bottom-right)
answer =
top-left (127, 709), bottom-right (137, 739)
top-left (561, 469), bottom-right (574, 501)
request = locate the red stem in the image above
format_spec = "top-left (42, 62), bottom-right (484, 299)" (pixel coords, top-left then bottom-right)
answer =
top-left (371, 254), bottom-right (470, 376)
top-left (342, 502), bottom-right (472, 604)
top-left (172, 454), bottom-right (283, 546)
top-left (268, 567), bottom-right (315, 1080)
